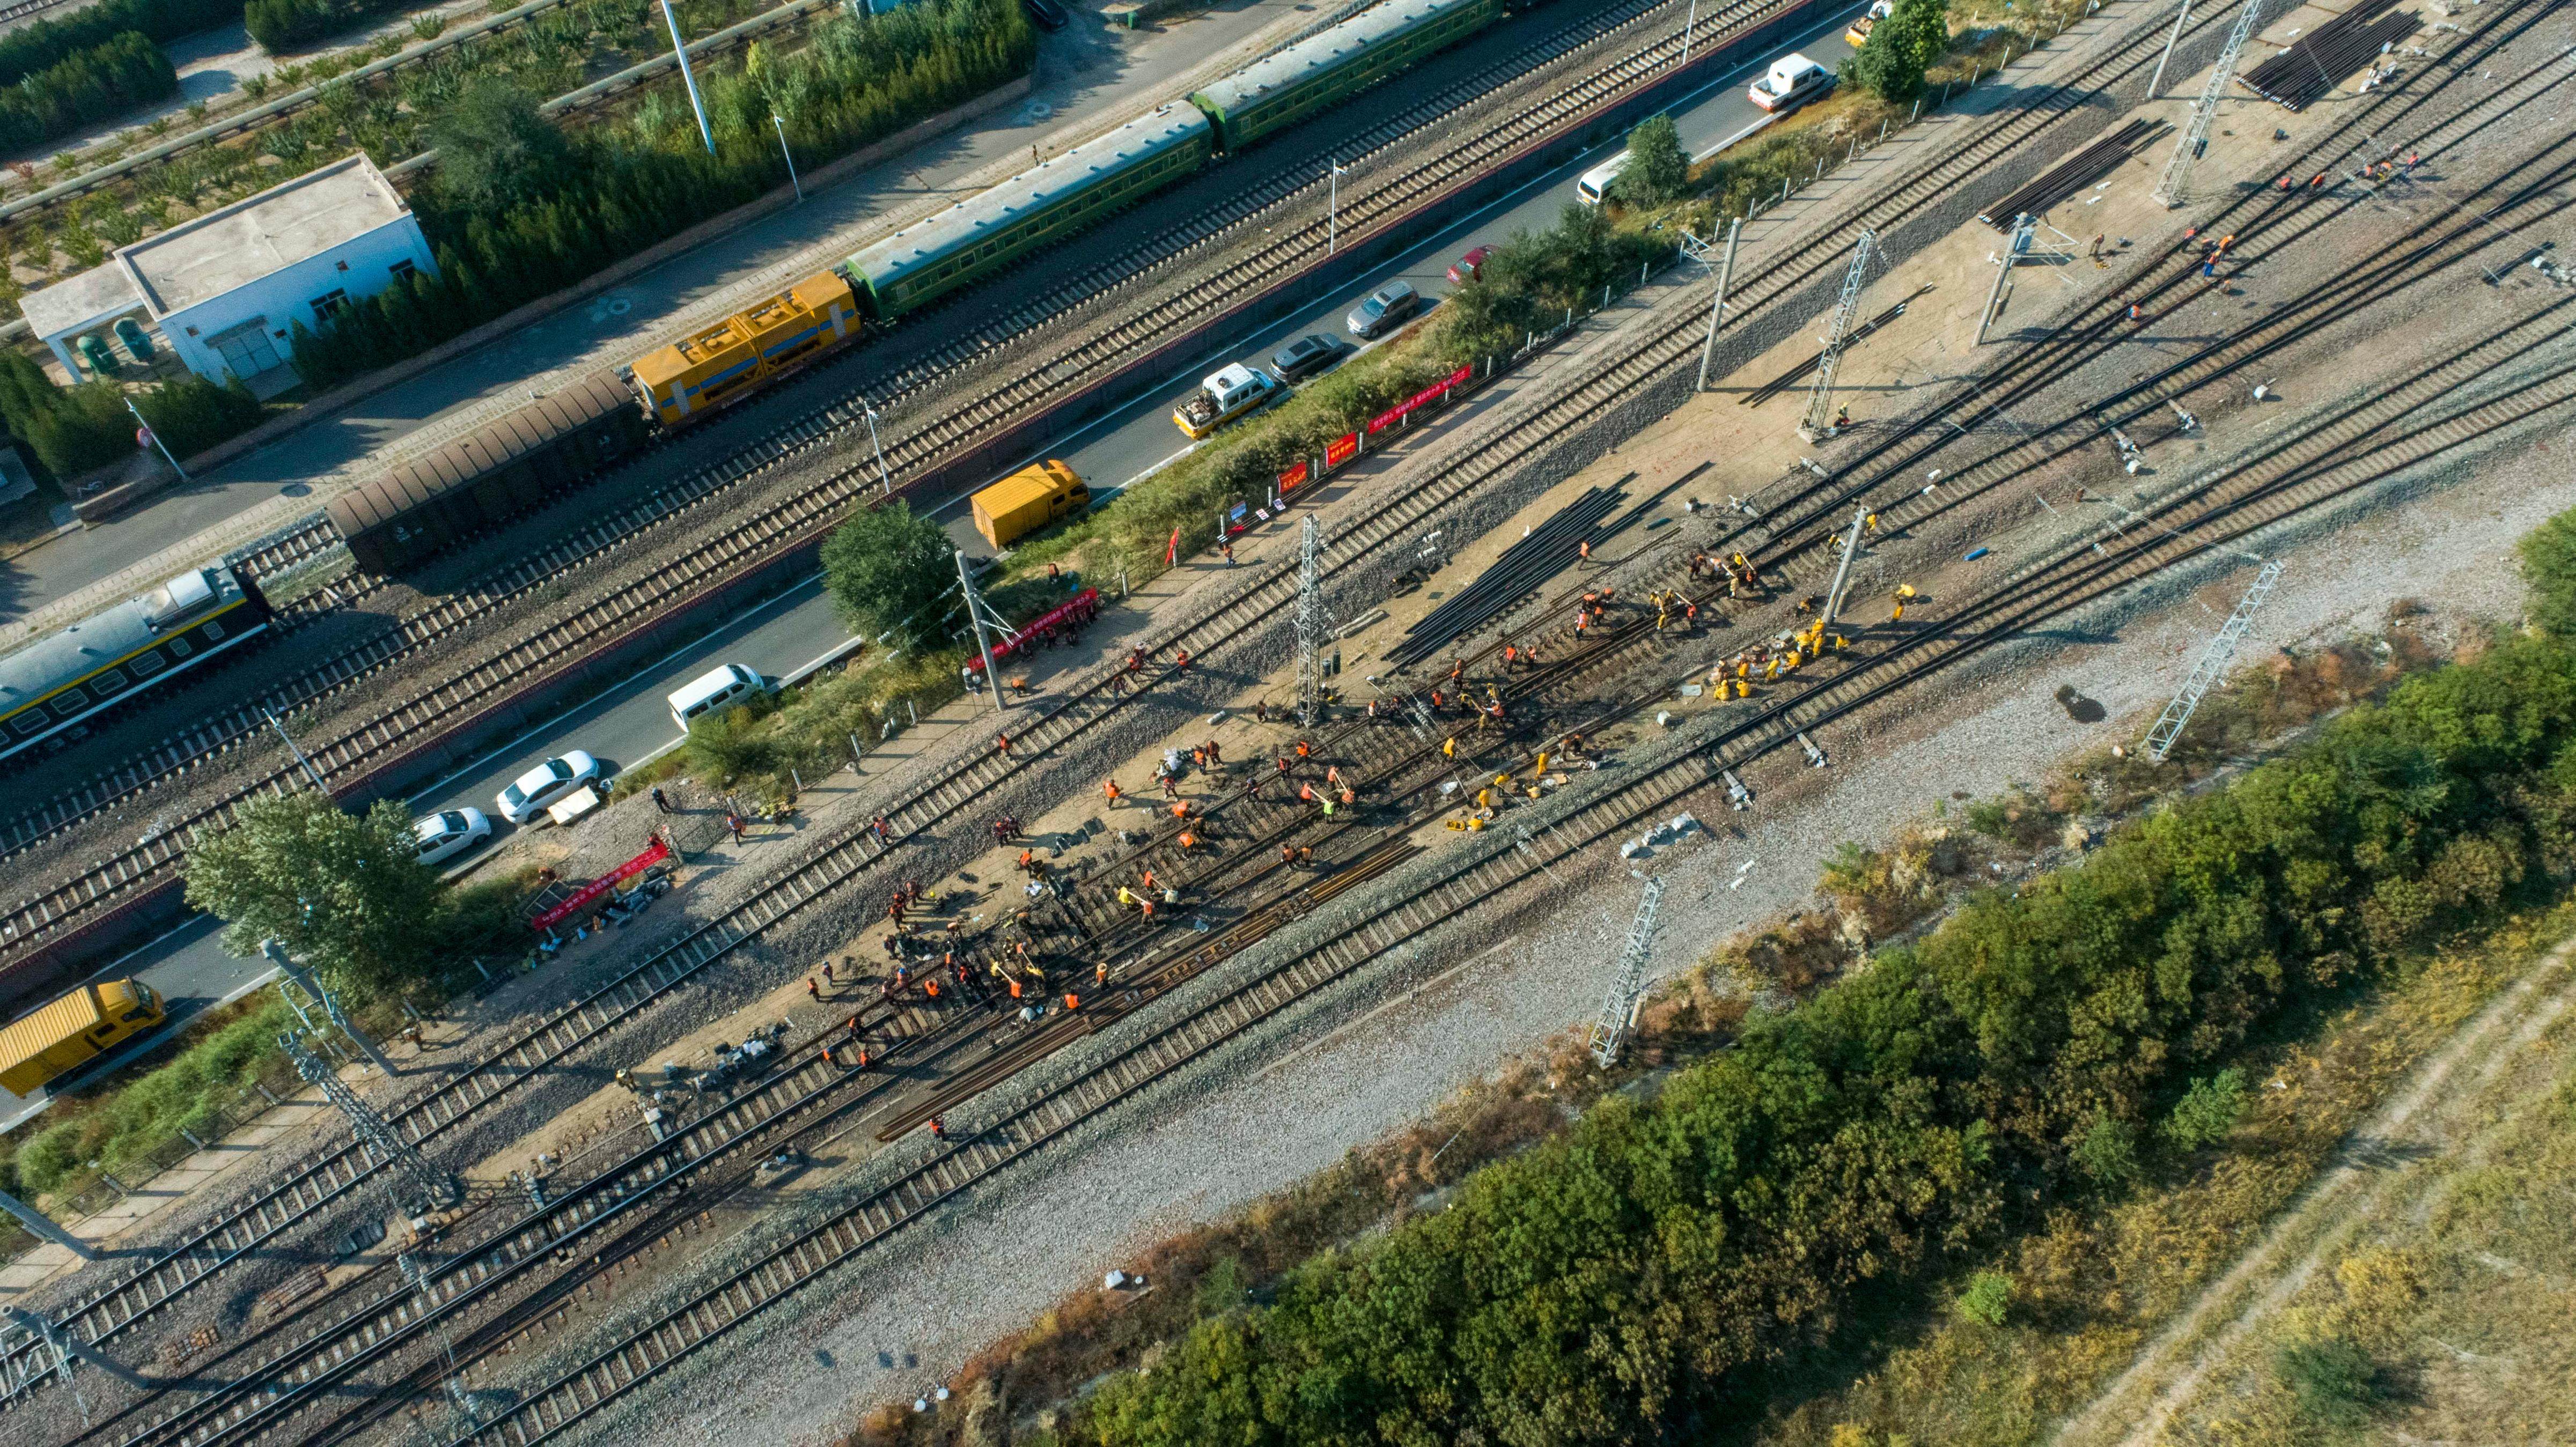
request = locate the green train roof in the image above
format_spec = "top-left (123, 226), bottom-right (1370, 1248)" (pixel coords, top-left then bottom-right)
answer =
top-left (847, 105), bottom-right (1210, 290)
top-left (1189, 0), bottom-right (1484, 120)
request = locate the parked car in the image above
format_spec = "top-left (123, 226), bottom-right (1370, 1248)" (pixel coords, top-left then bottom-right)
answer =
top-left (1447, 246), bottom-right (1494, 285)
top-left (412, 807), bottom-right (494, 866)
top-left (1270, 333), bottom-right (1346, 382)
top-left (497, 751), bottom-right (603, 824)
top-left (1345, 280), bottom-right (1422, 339)
top-left (1748, 53), bottom-right (1833, 113)
top-left (1022, 0), bottom-right (1068, 28)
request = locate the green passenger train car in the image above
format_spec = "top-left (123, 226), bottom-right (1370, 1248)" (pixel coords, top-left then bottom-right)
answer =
top-left (844, 105), bottom-right (1216, 318)
top-left (1187, 0), bottom-right (1504, 154)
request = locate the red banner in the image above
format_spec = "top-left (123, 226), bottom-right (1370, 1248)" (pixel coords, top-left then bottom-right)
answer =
top-left (1278, 459), bottom-right (1309, 493)
top-left (1324, 432), bottom-right (1359, 470)
top-left (1366, 364), bottom-right (1475, 435)
top-left (967, 587), bottom-right (1101, 675)
top-left (531, 837), bottom-right (672, 932)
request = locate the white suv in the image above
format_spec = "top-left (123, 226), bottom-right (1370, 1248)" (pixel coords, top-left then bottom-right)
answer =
top-left (497, 751), bottom-right (603, 824)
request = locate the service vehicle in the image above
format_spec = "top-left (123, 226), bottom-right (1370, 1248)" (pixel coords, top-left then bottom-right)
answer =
top-left (0, 979), bottom-right (163, 1095)
top-left (970, 460), bottom-right (1092, 549)
top-left (497, 750), bottom-right (604, 825)
top-left (0, 565), bottom-right (273, 765)
top-left (1749, 53), bottom-right (1834, 112)
top-left (1845, 0), bottom-right (1892, 47)
top-left (1346, 280), bottom-right (1422, 338)
top-left (1174, 365), bottom-right (1283, 439)
top-left (1269, 333), bottom-right (1346, 382)
top-left (623, 274), bottom-right (859, 426)
top-left (667, 663), bottom-right (768, 731)
top-left (1447, 245), bottom-right (1493, 284)
top-left (411, 807), bottom-right (493, 867)
top-left (1576, 152), bottom-right (1633, 205)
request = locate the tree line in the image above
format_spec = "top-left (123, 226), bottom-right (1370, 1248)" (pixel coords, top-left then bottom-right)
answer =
top-left (1077, 531), bottom-right (2576, 1443)
top-left (0, 350), bottom-right (262, 478)
top-left (0, 28), bottom-right (178, 152)
top-left (244, 0), bottom-right (410, 54)
top-left (286, 0), bottom-right (1034, 390)
top-left (0, 0), bottom-right (233, 87)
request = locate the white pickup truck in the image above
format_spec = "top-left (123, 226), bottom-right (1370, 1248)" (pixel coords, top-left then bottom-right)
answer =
top-left (1749, 53), bottom-right (1834, 113)
top-left (1173, 364), bottom-right (1283, 439)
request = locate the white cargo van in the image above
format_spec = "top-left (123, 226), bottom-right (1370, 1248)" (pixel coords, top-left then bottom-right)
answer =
top-left (1576, 152), bottom-right (1633, 205)
top-left (668, 663), bottom-right (766, 731)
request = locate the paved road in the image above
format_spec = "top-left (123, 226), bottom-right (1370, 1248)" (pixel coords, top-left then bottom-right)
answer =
top-left (0, 3), bottom-right (1863, 1132)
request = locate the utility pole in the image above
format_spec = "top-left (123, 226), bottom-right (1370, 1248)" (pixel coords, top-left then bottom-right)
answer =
top-left (1798, 228), bottom-right (1876, 441)
top-left (123, 398), bottom-right (188, 483)
top-left (2148, 0), bottom-right (2196, 97)
top-left (280, 1030), bottom-right (459, 1212)
top-left (0, 1189), bottom-right (93, 1260)
top-left (262, 706), bottom-right (326, 790)
top-left (661, 0), bottom-right (715, 155)
top-left (1327, 159), bottom-right (1349, 255)
top-left (262, 940), bottom-right (394, 1076)
top-left (859, 397), bottom-right (892, 491)
top-left (955, 552), bottom-right (1006, 714)
top-left (1587, 876), bottom-right (1664, 1069)
top-left (771, 114), bottom-right (802, 201)
top-left (2154, 0), bottom-right (2265, 208)
top-left (2144, 558), bottom-right (2284, 758)
top-left (1678, 0), bottom-right (1699, 64)
top-left (1683, 217), bottom-right (1742, 391)
top-left (1294, 516), bottom-right (1326, 724)
top-left (1976, 213), bottom-right (2036, 344)
top-left (1818, 506), bottom-right (1870, 629)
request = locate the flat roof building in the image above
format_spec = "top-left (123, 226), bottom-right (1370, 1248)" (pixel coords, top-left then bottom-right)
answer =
top-left (19, 153), bottom-right (435, 394)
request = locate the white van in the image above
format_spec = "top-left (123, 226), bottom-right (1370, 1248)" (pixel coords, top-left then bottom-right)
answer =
top-left (667, 663), bottom-right (765, 732)
top-left (1577, 152), bottom-right (1633, 205)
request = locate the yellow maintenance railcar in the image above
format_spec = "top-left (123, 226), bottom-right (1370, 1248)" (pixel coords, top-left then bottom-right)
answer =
top-left (0, 979), bottom-right (163, 1096)
top-left (623, 272), bottom-right (859, 427)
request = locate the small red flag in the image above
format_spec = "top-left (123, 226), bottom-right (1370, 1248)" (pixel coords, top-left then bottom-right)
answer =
top-left (1166, 525), bottom-right (1181, 565)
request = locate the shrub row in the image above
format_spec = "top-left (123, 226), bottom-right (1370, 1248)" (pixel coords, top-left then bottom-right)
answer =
top-left (0, 350), bottom-right (263, 479)
top-left (0, 0), bottom-right (234, 87)
top-left (5, 996), bottom-right (297, 1196)
top-left (0, 29), bottom-right (179, 153)
top-left (287, 0), bottom-right (1034, 389)
top-left (1080, 591), bottom-right (2576, 1439)
top-left (245, 0), bottom-right (411, 54)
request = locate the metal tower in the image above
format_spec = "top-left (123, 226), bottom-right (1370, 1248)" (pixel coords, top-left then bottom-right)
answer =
top-left (281, 1031), bottom-right (460, 1212)
top-left (2153, 0), bottom-right (2266, 208)
top-left (262, 940), bottom-right (393, 1076)
top-left (1295, 516), bottom-right (1326, 723)
top-left (1587, 876), bottom-right (1665, 1069)
top-left (1798, 230), bottom-right (1876, 440)
top-left (1976, 213), bottom-right (2037, 344)
top-left (955, 551), bottom-right (1007, 714)
top-left (2144, 558), bottom-right (2285, 758)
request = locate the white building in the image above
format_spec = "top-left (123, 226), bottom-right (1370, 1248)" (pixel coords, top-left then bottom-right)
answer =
top-left (20, 153), bottom-right (436, 394)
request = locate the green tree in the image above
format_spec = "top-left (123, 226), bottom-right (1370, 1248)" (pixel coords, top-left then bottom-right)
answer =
top-left (2274, 1338), bottom-right (2388, 1429)
top-left (1610, 113), bottom-right (1689, 206)
top-left (181, 792), bottom-right (446, 997)
top-left (2073, 1113), bottom-right (2140, 1186)
top-left (2161, 1067), bottom-right (2248, 1150)
top-left (2519, 506), bottom-right (2576, 637)
top-left (820, 501), bottom-right (959, 647)
top-left (1844, 0), bottom-right (1949, 101)
top-left (426, 79), bottom-right (570, 216)
top-left (1955, 1270), bottom-right (2014, 1326)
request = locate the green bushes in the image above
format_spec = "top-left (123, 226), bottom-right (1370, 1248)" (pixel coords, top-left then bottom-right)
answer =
top-left (0, 30), bottom-right (180, 153)
top-left (245, 0), bottom-right (395, 51)
top-left (1078, 596), bottom-right (2576, 1441)
top-left (0, 351), bottom-right (263, 479)
top-left (0, 0), bottom-right (234, 87)
top-left (1845, 0), bottom-right (1951, 100)
top-left (2520, 507), bottom-right (2576, 638)
top-left (288, 0), bottom-right (1034, 390)
top-left (8, 995), bottom-right (296, 1195)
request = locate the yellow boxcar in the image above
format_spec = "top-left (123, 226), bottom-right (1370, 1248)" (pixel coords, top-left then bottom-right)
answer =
top-left (972, 460), bottom-right (1091, 549)
top-left (625, 272), bottom-right (858, 427)
top-left (0, 979), bottom-right (163, 1096)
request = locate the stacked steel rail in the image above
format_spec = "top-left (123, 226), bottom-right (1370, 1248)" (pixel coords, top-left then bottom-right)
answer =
top-left (1385, 481), bottom-right (1643, 667)
top-left (9, 0), bottom-right (2518, 1407)
top-left (2240, 0), bottom-right (2419, 109)
top-left (1978, 117), bottom-right (2162, 224)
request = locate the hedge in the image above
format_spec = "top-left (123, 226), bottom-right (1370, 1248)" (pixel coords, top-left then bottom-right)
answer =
top-left (1079, 547), bottom-right (2576, 1441)
top-left (0, 0), bottom-right (235, 87)
top-left (0, 350), bottom-right (263, 479)
top-left (245, 0), bottom-right (413, 53)
top-left (288, 0), bottom-right (1034, 389)
top-left (0, 29), bottom-right (180, 153)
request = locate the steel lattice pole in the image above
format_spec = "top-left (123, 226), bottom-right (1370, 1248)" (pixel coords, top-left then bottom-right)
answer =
top-left (2154, 0), bottom-right (2265, 207)
top-left (1799, 230), bottom-right (1876, 438)
top-left (282, 1031), bottom-right (459, 1210)
top-left (1587, 877), bottom-right (1665, 1069)
top-left (1295, 516), bottom-right (1325, 723)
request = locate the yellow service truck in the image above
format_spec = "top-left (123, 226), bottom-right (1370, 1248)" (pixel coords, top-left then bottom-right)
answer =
top-left (0, 979), bottom-right (164, 1096)
top-left (971, 459), bottom-right (1091, 549)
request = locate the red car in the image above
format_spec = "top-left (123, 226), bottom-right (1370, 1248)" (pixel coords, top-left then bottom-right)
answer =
top-left (1447, 246), bottom-right (1494, 285)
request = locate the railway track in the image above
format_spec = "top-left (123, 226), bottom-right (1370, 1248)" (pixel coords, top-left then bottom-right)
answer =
top-left (0, 0), bottom-right (2443, 1404)
top-left (36, 69), bottom-right (2572, 1435)
top-left (0, 0), bottom-right (1816, 958)
top-left (410, 313), bottom-right (2576, 1447)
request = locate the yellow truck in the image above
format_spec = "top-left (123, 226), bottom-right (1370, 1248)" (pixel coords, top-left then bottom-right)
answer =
top-left (0, 979), bottom-right (164, 1096)
top-left (970, 459), bottom-right (1091, 549)
top-left (623, 272), bottom-right (860, 427)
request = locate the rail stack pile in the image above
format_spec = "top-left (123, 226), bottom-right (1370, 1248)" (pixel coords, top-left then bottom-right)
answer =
top-left (1977, 118), bottom-right (2162, 226)
top-left (1386, 482), bottom-right (1664, 667)
top-left (2240, 0), bottom-right (2420, 109)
